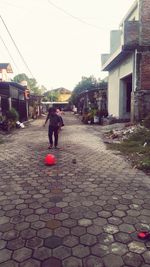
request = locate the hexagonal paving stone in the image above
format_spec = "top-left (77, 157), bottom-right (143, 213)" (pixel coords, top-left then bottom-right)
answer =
top-left (21, 208), bottom-right (34, 216)
top-left (128, 241), bottom-right (146, 253)
top-left (54, 226), bottom-right (69, 237)
top-left (49, 207), bottom-right (62, 215)
top-left (25, 214), bottom-right (39, 222)
top-left (83, 255), bottom-right (104, 267)
top-left (49, 196), bottom-right (63, 203)
top-left (109, 242), bottom-right (128, 255)
top-left (46, 219), bottom-right (61, 229)
top-left (15, 222), bottom-right (30, 231)
top-left (37, 228), bottom-right (52, 238)
top-left (98, 233), bottom-right (114, 245)
top-left (0, 249), bottom-right (12, 263)
top-left (123, 252), bottom-right (143, 267)
top-left (26, 237), bottom-right (43, 249)
top-left (11, 215), bottom-right (25, 224)
top-left (113, 210), bottom-right (126, 218)
top-left (12, 247), bottom-right (32, 262)
top-left (55, 213), bottom-right (69, 221)
top-left (103, 254), bottom-right (123, 267)
top-left (98, 211), bottom-right (112, 218)
top-left (21, 228), bottom-right (36, 239)
top-left (108, 216), bottom-right (123, 225)
top-left (103, 224), bottom-right (119, 234)
top-left (0, 222), bottom-right (14, 232)
top-left (83, 210), bottom-right (97, 219)
top-left (33, 247), bottom-right (52, 260)
top-left (91, 243), bottom-right (109, 257)
top-left (44, 236), bottom-right (62, 249)
top-left (31, 220), bottom-right (46, 230)
top-left (71, 226), bottom-right (86, 236)
top-left (123, 215), bottom-right (139, 224)
top-left (143, 251), bottom-right (150, 264)
top-left (2, 229), bottom-right (19, 241)
top-left (80, 233), bottom-right (97, 246)
top-left (0, 216), bottom-right (10, 225)
top-left (62, 219), bottom-right (77, 228)
top-left (53, 245), bottom-right (71, 260)
top-left (62, 256), bottom-right (82, 267)
top-left (114, 232), bottom-right (132, 244)
top-left (7, 237), bottom-right (25, 250)
top-left (63, 235), bottom-right (79, 247)
top-left (93, 217), bottom-right (107, 226)
top-left (0, 260), bottom-right (19, 267)
top-left (103, 204), bottom-right (116, 211)
top-left (78, 218), bottom-right (92, 227)
top-left (119, 223), bottom-right (135, 233)
top-left (0, 240), bottom-right (6, 249)
top-left (20, 259), bottom-right (40, 267)
top-left (72, 244), bottom-right (90, 258)
top-left (87, 225), bottom-right (103, 235)
top-left (42, 257), bottom-right (61, 267)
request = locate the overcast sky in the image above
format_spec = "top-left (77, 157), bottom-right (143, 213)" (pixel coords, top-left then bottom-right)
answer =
top-left (0, 0), bottom-right (135, 90)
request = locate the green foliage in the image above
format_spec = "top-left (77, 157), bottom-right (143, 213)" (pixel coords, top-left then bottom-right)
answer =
top-left (71, 76), bottom-right (97, 105)
top-left (6, 108), bottom-right (19, 122)
top-left (107, 128), bottom-right (150, 172)
top-left (43, 90), bottom-right (60, 102)
top-left (13, 73), bottom-right (47, 96)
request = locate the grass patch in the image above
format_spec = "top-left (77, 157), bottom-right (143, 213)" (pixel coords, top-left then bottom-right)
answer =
top-left (107, 128), bottom-right (150, 172)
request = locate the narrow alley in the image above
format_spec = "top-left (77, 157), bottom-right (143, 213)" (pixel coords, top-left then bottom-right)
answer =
top-left (0, 113), bottom-right (150, 267)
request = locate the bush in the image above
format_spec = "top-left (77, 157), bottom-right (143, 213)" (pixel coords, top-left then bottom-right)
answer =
top-left (143, 114), bottom-right (150, 129)
top-left (6, 108), bottom-right (19, 122)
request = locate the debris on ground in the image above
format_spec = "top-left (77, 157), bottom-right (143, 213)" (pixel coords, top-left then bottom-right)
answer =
top-left (103, 123), bottom-right (140, 143)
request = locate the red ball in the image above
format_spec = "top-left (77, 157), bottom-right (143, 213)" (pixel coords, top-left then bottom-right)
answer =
top-left (138, 231), bottom-right (149, 239)
top-left (45, 154), bottom-right (56, 165)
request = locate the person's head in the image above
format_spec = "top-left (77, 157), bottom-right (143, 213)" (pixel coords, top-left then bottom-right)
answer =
top-left (48, 107), bottom-right (56, 115)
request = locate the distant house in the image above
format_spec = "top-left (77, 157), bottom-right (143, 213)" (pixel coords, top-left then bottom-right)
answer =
top-left (55, 87), bottom-right (71, 102)
top-left (42, 87), bottom-right (72, 111)
top-left (101, 0), bottom-right (150, 121)
top-left (0, 63), bottom-right (13, 82)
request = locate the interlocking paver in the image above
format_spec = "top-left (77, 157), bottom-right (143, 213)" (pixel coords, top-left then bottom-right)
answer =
top-left (12, 247), bottom-right (32, 262)
top-left (0, 113), bottom-right (150, 266)
top-left (33, 247), bottom-right (52, 260)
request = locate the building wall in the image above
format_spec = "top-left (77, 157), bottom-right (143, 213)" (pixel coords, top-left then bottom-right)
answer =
top-left (58, 93), bottom-right (71, 102)
top-left (108, 54), bottom-right (134, 118)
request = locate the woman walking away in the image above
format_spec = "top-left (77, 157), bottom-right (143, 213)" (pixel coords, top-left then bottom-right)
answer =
top-left (43, 107), bottom-right (61, 149)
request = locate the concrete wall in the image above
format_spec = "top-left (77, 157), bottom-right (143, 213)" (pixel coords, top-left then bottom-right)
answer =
top-left (108, 54), bottom-right (134, 118)
top-left (110, 30), bottom-right (121, 54)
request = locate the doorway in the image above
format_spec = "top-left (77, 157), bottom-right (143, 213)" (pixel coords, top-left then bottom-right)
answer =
top-left (120, 74), bottom-right (132, 119)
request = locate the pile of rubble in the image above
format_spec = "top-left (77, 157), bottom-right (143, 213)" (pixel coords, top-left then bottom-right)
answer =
top-left (103, 123), bottom-right (140, 144)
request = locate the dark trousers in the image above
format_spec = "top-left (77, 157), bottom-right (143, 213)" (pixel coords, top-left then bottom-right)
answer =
top-left (48, 125), bottom-right (59, 147)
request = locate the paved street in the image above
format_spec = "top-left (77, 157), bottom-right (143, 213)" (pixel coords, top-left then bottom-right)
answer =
top-left (0, 113), bottom-right (150, 267)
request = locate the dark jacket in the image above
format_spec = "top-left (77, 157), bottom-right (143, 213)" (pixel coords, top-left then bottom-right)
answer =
top-left (48, 113), bottom-right (61, 127)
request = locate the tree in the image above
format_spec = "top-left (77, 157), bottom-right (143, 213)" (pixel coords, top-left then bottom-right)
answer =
top-left (43, 90), bottom-right (59, 102)
top-left (71, 76), bottom-right (97, 105)
top-left (12, 73), bottom-right (47, 95)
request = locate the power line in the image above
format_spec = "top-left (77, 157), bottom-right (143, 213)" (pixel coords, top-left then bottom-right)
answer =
top-left (47, 0), bottom-right (107, 30)
top-left (0, 34), bottom-right (20, 72)
top-left (0, 15), bottom-right (35, 78)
